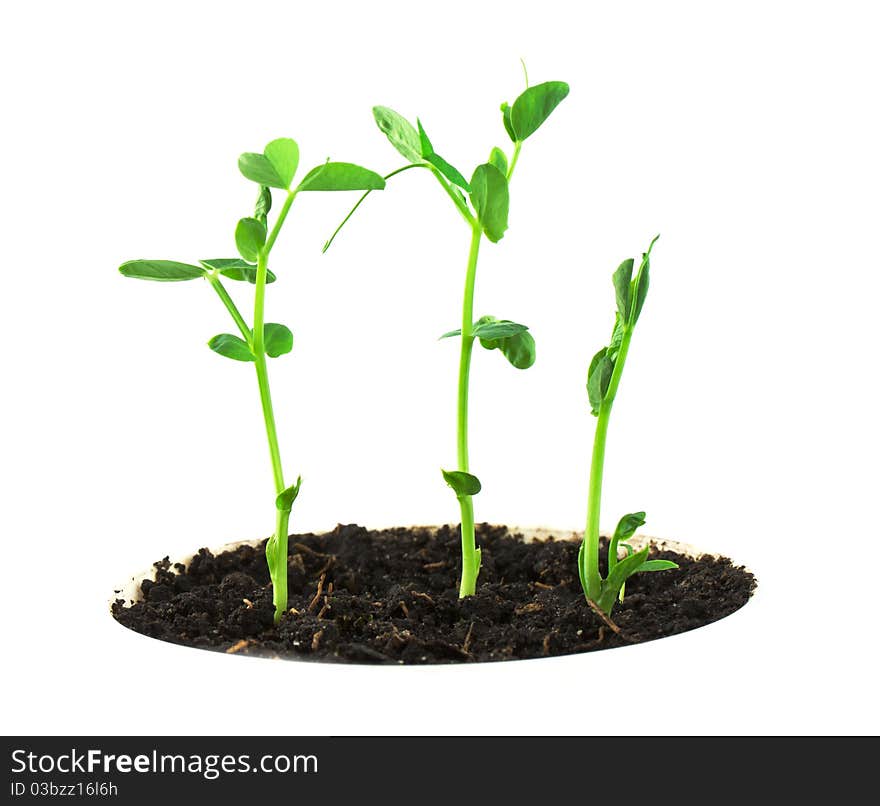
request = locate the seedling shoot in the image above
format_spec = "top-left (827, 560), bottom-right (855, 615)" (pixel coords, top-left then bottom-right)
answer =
top-left (325, 71), bottom-right (569, 597)
top-left (578, 237), bottom-right (679, 615)
top-left (120, 140), bottom-right (385, 622)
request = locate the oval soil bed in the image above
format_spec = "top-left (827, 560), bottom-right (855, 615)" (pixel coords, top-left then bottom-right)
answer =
top-left (111, 524), bottom-right (755, 664)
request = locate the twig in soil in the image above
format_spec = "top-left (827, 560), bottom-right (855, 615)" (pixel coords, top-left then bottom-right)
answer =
top-left (411, 591), bottom-right (435, 605)
top-left (226, 640), bottom-right (250, 654)
top-left (542, 632), bottom-right (555, 656)
top-left (317, 596), bottom-right (331, 620)
top-left (242, 598), bottom-right (254, 609)
top-left (462, 621), bottom-right (476, 654)
top-left (308, 573), bottom-right (326, 612)
top-left (311, 630), bottom-right (324, 651)
top-left (422, 561), bottom-right (445, 571)
top-left (586, 598), bottom-right (626, 638)
top-left (293, 542), bottom-right (335, 559)
top-left (397, 600), bottom-right (410, 618)
top-left (532, 581), bottom-right (554, 591)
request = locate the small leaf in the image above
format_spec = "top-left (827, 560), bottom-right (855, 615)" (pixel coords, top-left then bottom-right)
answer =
top-left (439, 328), bottom-right (462, 339)
top-left (119, 260), bottom-right (205, 282)
top-left (297, 162), bottom-right (386, 192)
top-left (469, 163), bottom-right (509, 243)
top-left (200, 258), bottom-right (276, 285)
top-left (208, 333), bottom-right (254, 362)
top-left (599, 546), bottom-right (651, 612)
top-left (373, 106), bottom-right (423, 163)
top-left (471, 318), bottom-right (528, 340)
top-left (255, 186), bottom-right (272, 224)
top-left (631, 235), bottom-right (659, 326)
top-left (608, 315), bottom-right (624, 361)
top-left (612, 511), bottom-right (647, 544)
top-left (510, 81), bottom-right (569, 141)
top-left (634, 559), bottom-right (679, 573)
top-left (480, 331), bottom-right (535, 369)
top-left (416, 120), bottom-right (470, 190)
top-left (489, 147), bottom-right (508, 176)
top-left (235, 217), bottom-right (266, 262)
top-left (276, 476), bottom-right (303, 512)
top-left (612, 258), bottom-right (634, 323)
top-left (577, 542), bottom-right (587, 595)
top-left (441, 469), bottom-right (482, 497)
top-left (587, 347), bottom-right (614, 414)
top-left (264, 323), bottom-right (293, 358)
top-left (500, 102), bottom-right (516, 142)
top-left (264, 138), bottom-right (299, 189)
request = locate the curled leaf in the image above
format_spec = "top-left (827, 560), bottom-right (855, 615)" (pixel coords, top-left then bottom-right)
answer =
top-left (441, 469), bottom-right (482, 497)
top-left (264, 323), bottom-right (293, 358)
top-left (469, 163), bottom-right (509, 243)
top-left (373, 106), bottom-right (423, 163)
top-left (235, 217), bottom-right (267, 263)
top-left (276, 476), bottom-right (303, 512)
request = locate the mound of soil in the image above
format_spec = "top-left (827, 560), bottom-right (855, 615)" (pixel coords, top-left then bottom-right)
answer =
top-left (112, 524), bottom-right (755, 664)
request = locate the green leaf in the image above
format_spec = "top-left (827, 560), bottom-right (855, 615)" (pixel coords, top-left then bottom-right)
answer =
top-left (235, 217), bottom-right (266, 263)
top-left (199, 258), bottom-right (276, 285)
top-left (373, 106), bottom-right (423, 163)
top-left (613, 258), bottom-right (634, 323)
top-left (600, 546), bottom-right (651, 611)
top-left (500, 102), bottom-right (516, 142)
top-left (255, 186), bottom-right (272, 224)
top-left (634, 559), bottom-right (679, 573)
top-left (612, 511), bottom-right (647, 544)
top-left (439, 328), bottom-right (462, 339)
top-left (489, 147), bottom-right (508, 176)
top-left (510, 81), bottom-right (569, 141)
top-left (264, 323), bottom-right (293, 357)
top-left (264, 138), bottom-right (299, 189)
top-left (441, 469), bottom-right (482, 497)
top-left (469, 163), bottom-right (509, 243)
top-left (208, 333), bottom-right (254, 362)
top-left (416, 120), bottom-right (470, 191)
top-left (631, 235), bottom-right (659, 326)
top-left (276, 476), bottom-right (303, 512)
top-left (119, 260), bottom-right (205, 282)
top-left (587, 347), bottom-right (614, 414)
top-left (471, 318), bottom-right (528, 340)
top-left (239, 138), bottom-right (299, 190)
top-left (577, 542), bottom-right (587, 595)
top-left (297, 162), bottom-right (386, 192)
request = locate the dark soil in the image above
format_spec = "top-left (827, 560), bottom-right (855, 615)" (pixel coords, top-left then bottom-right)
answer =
top-left (112, 524), bottom-right (755, 664)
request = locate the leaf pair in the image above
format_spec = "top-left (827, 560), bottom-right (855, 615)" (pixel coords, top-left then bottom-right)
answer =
top-left (239, 137), bottom-right (386, 198)
top-left (119, 257), bottom-right (276, 285)
top-left (501, 81), bottom-right (569, 143)
top-left (208, 323), bottom-right (293, 362)
top-left (442, 316), bottom-right (536, 370)
top-left (612, 234), bottom-right (659, 329)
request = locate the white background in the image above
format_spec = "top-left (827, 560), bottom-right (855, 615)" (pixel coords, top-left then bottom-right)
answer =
top-left (2, 0), bottom-right (878, 735)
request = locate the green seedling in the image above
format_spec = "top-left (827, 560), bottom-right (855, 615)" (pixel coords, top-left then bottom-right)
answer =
top-left (578, 236), bottom-right (679, 615)
top-left (119, 139), bottom-right (384, 622)
top-left (325, 71), bottom-right (568, 597)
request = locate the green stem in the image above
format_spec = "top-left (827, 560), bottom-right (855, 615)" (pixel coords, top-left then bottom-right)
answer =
top-left (265, 191), bottom-right (296, 254)
top-left (506, 141), bottom-right (522, 182)
top-left (252, 245), bottom-right (285, 495)
top-left (206, 274), bottom-right (251, 342)
top-left (268, 506), bottom-right (291, 622)
top-left (430, 168), bottom-right (476, 226)
top-left (456, 223), bottom-right (483, 597)
top-left (582, 328), bottom-right (633, 600)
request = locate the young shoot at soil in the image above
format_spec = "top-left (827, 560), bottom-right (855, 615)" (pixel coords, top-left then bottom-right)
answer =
top-left (578, 237), bottom-right (679, 615)
top-left (326, 67), bottom-right (569, 598)
top-left (119, 140), bottom-right (385, 622)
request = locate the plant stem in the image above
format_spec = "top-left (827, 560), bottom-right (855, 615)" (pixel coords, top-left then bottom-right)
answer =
top-left (507, 141), bottom-right (522, 181)
top-left (456, 222), bottom-right (483, 597)
top-left (206, 274), bottom-right (251, 342)
top-left (255, 191), bottom-right (296, 622)
top-left (582, 328), bottom-right (633, 600)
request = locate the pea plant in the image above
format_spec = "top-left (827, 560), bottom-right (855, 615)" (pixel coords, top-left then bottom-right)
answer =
top-left (578, 237), bottom-right (678, 616)
top-left (119, 139), bottom-right (385, 622)
top-left (325, 72), bottom-right (568, 597)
